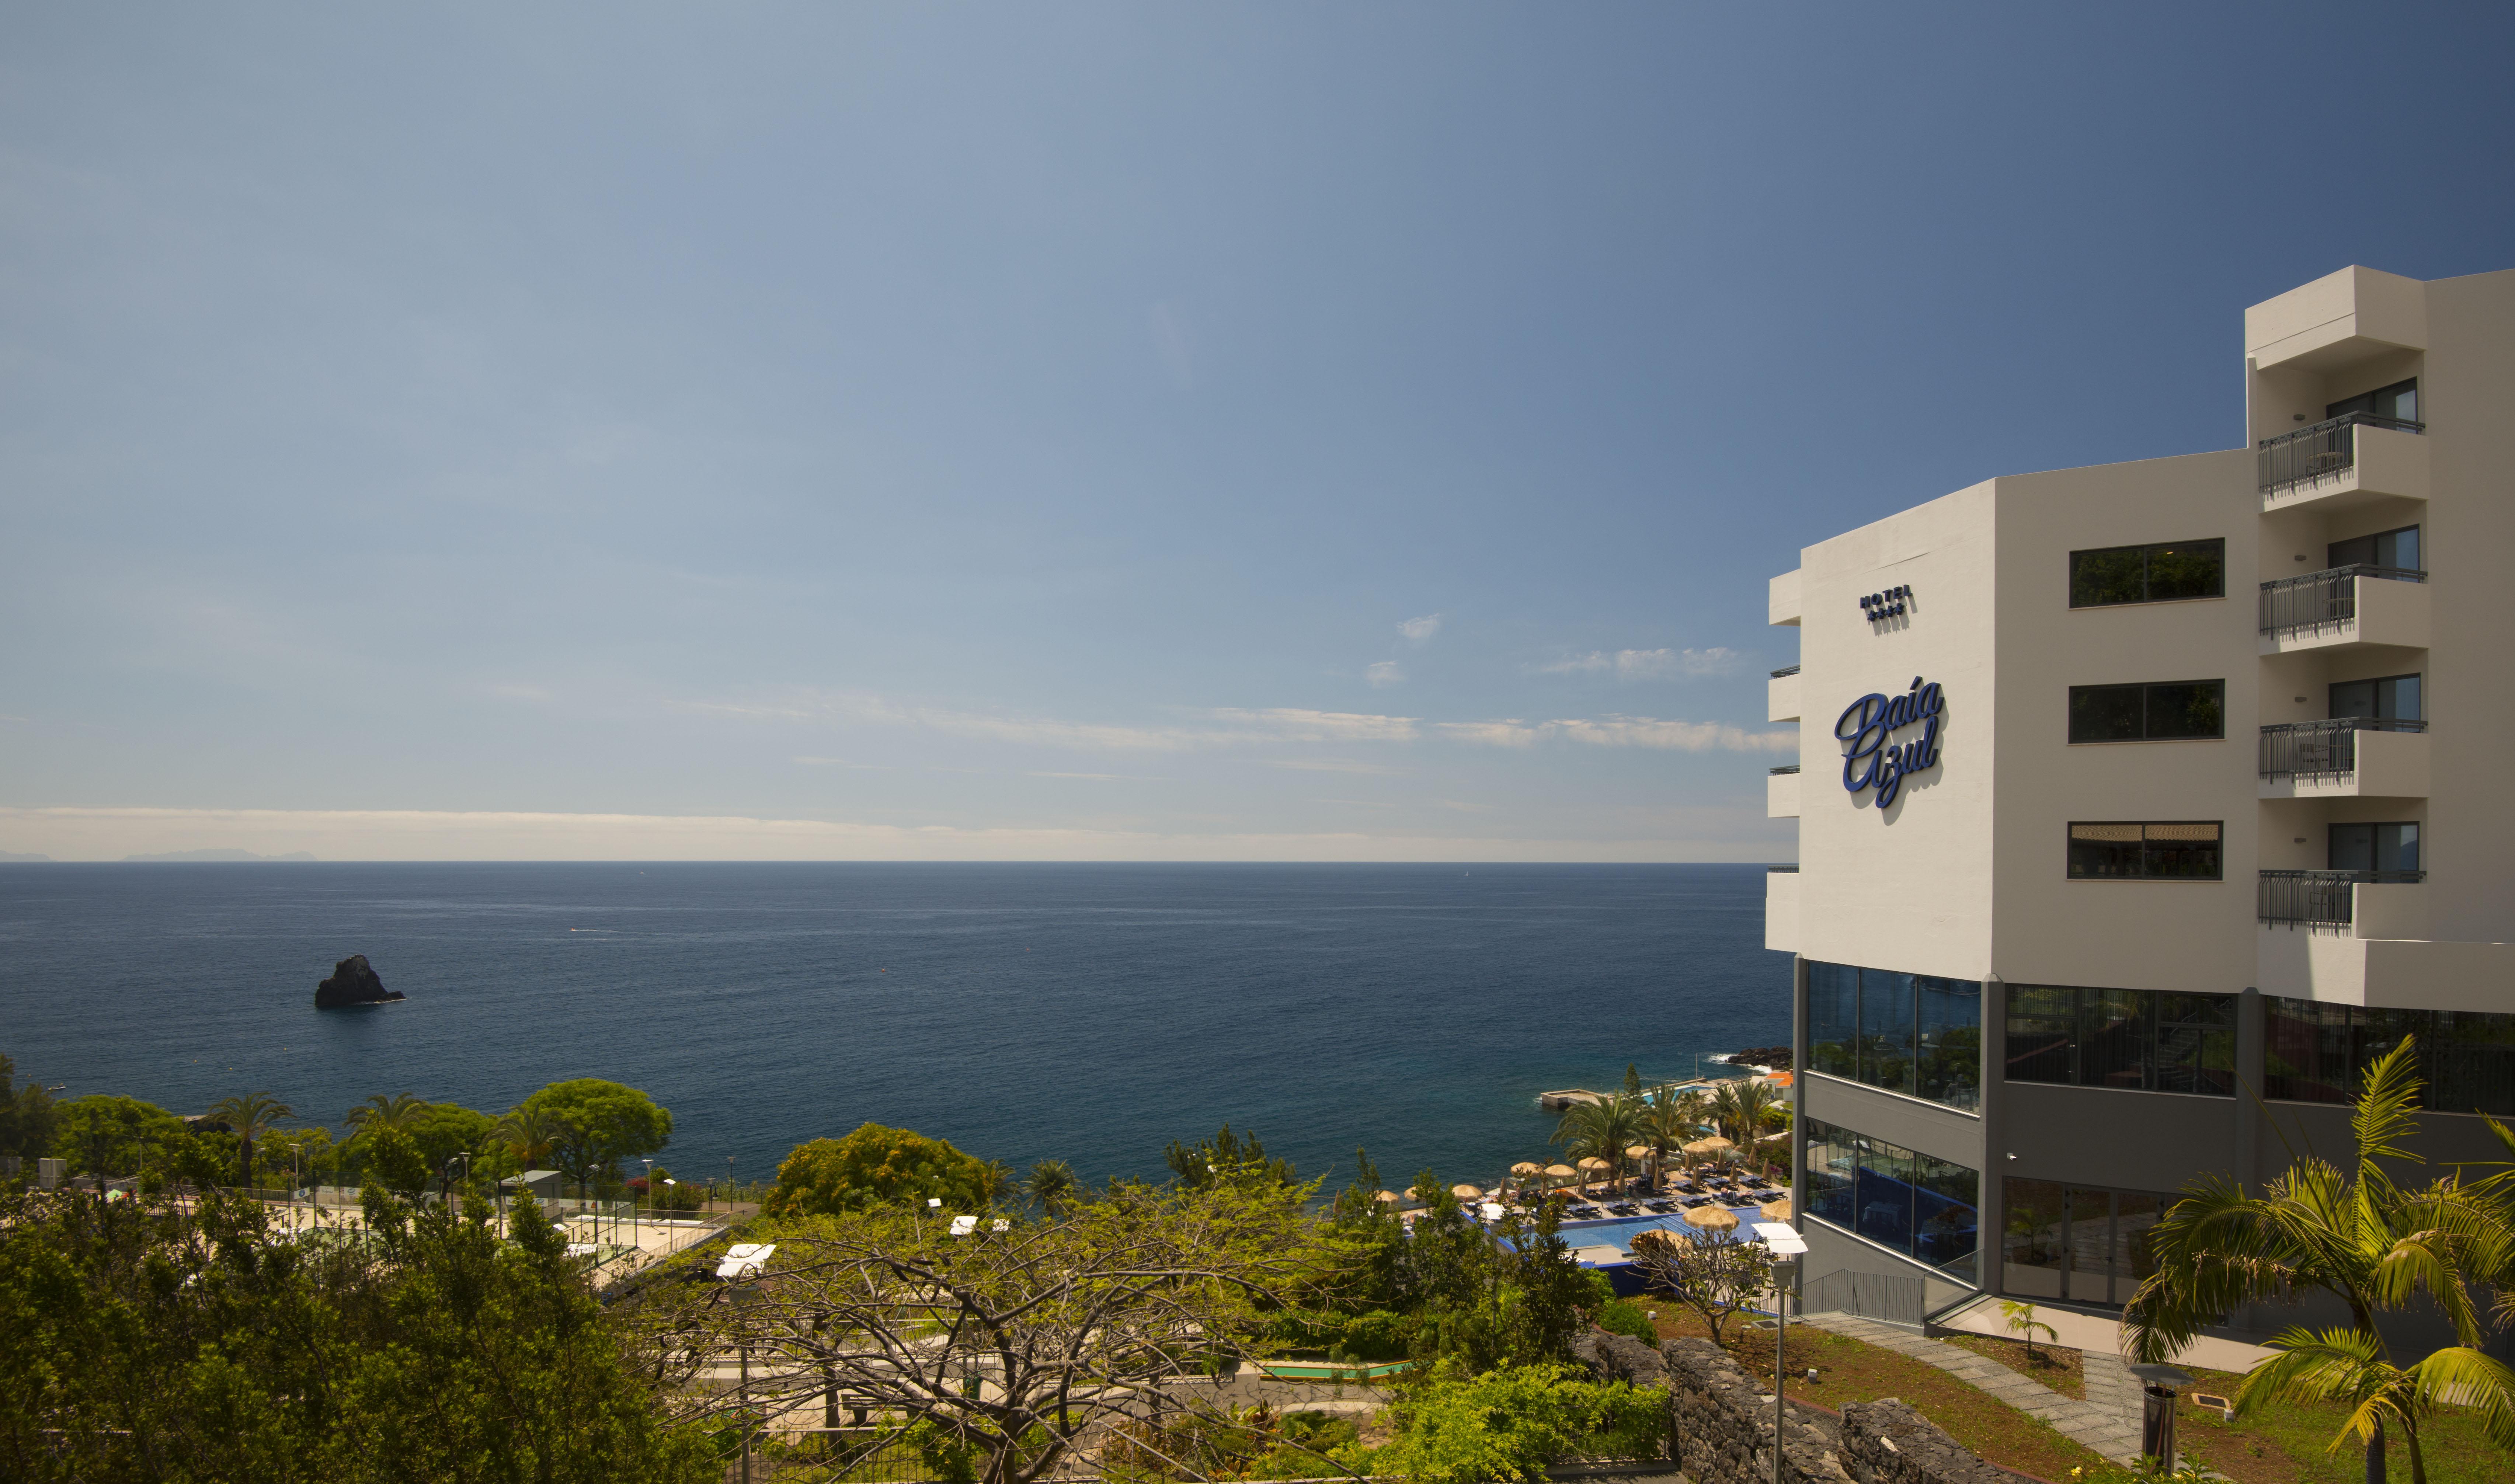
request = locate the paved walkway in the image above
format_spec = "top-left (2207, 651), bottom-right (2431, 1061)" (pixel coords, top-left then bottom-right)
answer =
top-left (1795, 1312), bottom-right (2144, 1464)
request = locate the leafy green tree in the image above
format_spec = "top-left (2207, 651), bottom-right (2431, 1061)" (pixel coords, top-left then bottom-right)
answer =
top-left (0, 1056), bottom-right (61, 1161)
top-left (403, 1101), bottom-right (497, 1175)
top-left (206, 1090), bottom-right (294, 1188)
top-left (1165, 1123), bottom-right (1295, 1190)
top-left (257, 1125), bottom-right (337, 1189)
top-left (357, 1127), bottom-right (433, 1198)
top-left (50, 1093), bottom-right (188, 1178)
top-left (1339, 1359), bottom-right (1667, 1484)
top-left (763, 1122), bottom-right (994, 1217)
top-left (521, 1079), bottom-right (673, 1196)
top-left (2127, 1035), bottom-right (2515, 1483)
top-left (1395, 1178), bottom-right (1589, 1370)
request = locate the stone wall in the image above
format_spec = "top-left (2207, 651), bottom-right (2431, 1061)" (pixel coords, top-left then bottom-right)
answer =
top-left (1570, 1331), bottom-right (2017, 1484)
top-left (1837, 1400), bottom-right (2014, 1484)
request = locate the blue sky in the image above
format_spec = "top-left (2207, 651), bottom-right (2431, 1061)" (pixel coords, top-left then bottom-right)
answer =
top-left (4, 4), bottom-right (2511, 861)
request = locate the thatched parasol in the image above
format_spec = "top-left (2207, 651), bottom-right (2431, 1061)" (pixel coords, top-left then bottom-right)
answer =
top-left (1577, 1156), bottom-right (1611, 1172)
top-left (1510, 1161), bottom-right (1543, 1177)
top-left (1683, 1203), bottom-right (1740, 1231)
top-left (1625, 1144), bottom-right (1652, 1161)
top-left (1628, 1227), bottom-right (1683, 1257)
top-left (1543, 1163), bottom-right (1576, 1181)
top-left (1758, 1196), bottom-right (1793, 1222)
top-left (1450, 1183), bottom-right (1483, 1201)
top-left (1374, 1189), bottom-right (1401, 1204)
top-left (1682, 1136), bottom-right (1733, 1155)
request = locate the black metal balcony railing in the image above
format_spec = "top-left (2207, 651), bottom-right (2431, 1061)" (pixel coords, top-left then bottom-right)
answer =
top-left (2258, 564), bottom-right (2426, 637)
top-left (2259, 868), bottom-right (2425, 931)
top-left (1770, 764), bottom-right (1801, 775)
top-left (2257, 717), bottom-right (2428, 781)
top-left (2257, 411), bottom-right (2424, 495)
top-left (1767, 864), bottom-right (1799, 873)
top-left (1770, 665), bottom-right (1801, 678)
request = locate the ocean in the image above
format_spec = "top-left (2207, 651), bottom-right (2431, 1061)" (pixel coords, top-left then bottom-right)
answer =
top-left (0, 862), bottom-right (1789, 1190)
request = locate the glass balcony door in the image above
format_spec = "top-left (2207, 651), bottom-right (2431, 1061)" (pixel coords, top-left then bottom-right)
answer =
top-left (2330, 822), bottom-right (2421, 874)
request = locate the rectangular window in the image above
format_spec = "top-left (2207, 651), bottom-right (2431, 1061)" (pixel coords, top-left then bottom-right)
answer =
top-left (1805, 961), bottom-right (1982, 1114)
top-left (2067, 681), bottom-right (2226, 742)
top-left (2000, 1178), bottom-right (2067, 1299)
top-left (2327, 377), bottom-right (2417, 424)
top-left (1803, 1118), bottom-right (1978, 1279)
top-left (2330, 822), bottom-right (2421, 874)
top-left (2330, 673), bottom-right (2422, 722)
top-left (1808, 961), bottom-right (1858, 1080)
top-left (1858, 968), bottom-right (1917, 1098)
top-left (2067, 821), bottom-right (2222, 880)
top-left (2328, 523), bottom-right (2421, 572)
top-left (2001, 984), bottom-right (2234, 1096)
top-left (1998, 1180), bottom-right (2176, 1307)
top-left (1914, 976), bottom-right (1982, 1113)
top-left (2264, 998), bottom-right (2515, 1116)
top-left (2069, 539), bottom-right (2226, 608)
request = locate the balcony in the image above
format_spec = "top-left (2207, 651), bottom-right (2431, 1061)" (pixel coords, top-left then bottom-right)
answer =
top-left (1769, 665), bottom-right (1802, 723)
top-left (2257, 565), bottom-right (2429, 655)
top-left (2258, 870), bottom-right (2425, 933)
top-left (2257, 718), bottom-right (2429, 798)
top-left (1765, 865), bottom-right (1799, 954)
top-left (1767, 764), bottom-right (1800, 818)
top-left (1770, 569), bottom-right (1803, 627)
top-left (2257, 414), bottom-right (2427, 514)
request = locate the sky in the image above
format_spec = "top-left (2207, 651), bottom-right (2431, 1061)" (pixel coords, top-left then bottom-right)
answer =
top-left (3, 4), bottom-right (2512, 862)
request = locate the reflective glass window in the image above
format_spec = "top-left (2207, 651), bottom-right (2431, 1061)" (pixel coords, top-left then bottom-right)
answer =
top-left (2264, 997), bottom-right (2354, 1105)
top-left (1913, 1153), bottom-right (1979, 1280)
top-left (2066, 1189), bottom-right (2114, 1304)
top-left (2004, 984), bottom-right (2076, 1085)
top-left (2143, 681), bottom-right (2225, 740)
top-left (1851, 1134), bottom-right (1916, 1254)
top-left (1915, 976), bottom-right (1981, 1111)
top-left (2000, 1178), bottom-right (2067, 1300)
top-left (2151, 993), bottom-right (2236, 1096)
top-left (1803, 1118), bottom-right (1857, 1231)
top-left (1808, 961), bottom-right (1859, 1080)
top-left (1859, 969), bottom-right (1916, 1096)
top-left (2078, 989), bottom-right (2148, 1091)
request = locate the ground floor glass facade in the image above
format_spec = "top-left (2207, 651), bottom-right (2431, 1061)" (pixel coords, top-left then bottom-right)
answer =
top-left (1803, 1117), bottom-right (1979, 1282)
top-left (1999, 1179), bottom-right (2169, 1307)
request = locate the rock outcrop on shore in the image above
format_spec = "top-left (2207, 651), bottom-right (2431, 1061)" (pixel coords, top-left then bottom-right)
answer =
top-left (314, 954), bottom-right (405, 1009)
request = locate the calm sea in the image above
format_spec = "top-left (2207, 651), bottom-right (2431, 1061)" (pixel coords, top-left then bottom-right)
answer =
top-left (0, 863), bottom-right (1788, 1189)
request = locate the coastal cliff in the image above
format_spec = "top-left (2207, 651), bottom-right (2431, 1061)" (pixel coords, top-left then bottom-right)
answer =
top-left (314, 954), bottom-right (405, 1009)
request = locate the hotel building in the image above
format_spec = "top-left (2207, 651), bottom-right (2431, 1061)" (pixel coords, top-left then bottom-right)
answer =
top-left (1764, 265), bottom-right (2515, 1338)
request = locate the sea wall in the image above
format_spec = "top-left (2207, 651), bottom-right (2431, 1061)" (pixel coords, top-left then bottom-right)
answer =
top-left (1569, 1331), bottom-right (2011, 1484)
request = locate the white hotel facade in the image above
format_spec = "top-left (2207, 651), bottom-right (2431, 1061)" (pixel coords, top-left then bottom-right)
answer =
top-left (1763, 265), bottom-right (2515, 1334)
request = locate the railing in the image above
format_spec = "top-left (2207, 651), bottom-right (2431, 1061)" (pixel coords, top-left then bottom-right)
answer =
top-left (1770, 665), bottom-right (1801, 678)
top-left (2257, 411), bottom-right (2423, 495)
top-left (1767, 864), bottom-right (1799, 874)
top-left (2259, 869), bottom-right (2424, 931)
top-left (2258, 564), bottom-right (2425, 637)
top-left (1769, 764), bottom-right (1800, 775)
top-left (2258, 717), bottom-right (2427, 780)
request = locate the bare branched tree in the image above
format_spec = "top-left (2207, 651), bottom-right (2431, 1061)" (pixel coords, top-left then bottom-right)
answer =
top-left (1626, 1230), bottom-right (1771, 1349)
top-left (619, 1180), bottom-right (1350, 1484)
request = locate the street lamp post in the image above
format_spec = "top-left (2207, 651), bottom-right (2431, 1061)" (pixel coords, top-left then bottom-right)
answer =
top-left (1753, 1221), bottom-right (1809, 1484)
top-left (640, 1157), bottom-right (653, 1248)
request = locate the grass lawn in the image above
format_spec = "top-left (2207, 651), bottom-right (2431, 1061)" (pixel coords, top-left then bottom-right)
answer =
top-left (1643, 1310), bottom-right (2111, 1483)
top-left (2163, 1364), bottom-right (2508, 1484)
top-left (1940, 1331), bottom-right (2085, 1400)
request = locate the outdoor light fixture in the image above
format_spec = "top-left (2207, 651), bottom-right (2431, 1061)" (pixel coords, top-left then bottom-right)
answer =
top-left (1752, 1221), bottom-right (1809, 1484)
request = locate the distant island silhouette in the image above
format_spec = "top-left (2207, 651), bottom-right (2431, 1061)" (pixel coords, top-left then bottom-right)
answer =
top-left (123, 849), bottom-right (319, 863)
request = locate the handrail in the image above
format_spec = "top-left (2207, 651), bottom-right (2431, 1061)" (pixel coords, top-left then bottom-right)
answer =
top-left (2258, 564), bottom-right (2427, 637)
top-left (1770, 665), bottom-right (1801, 678)
top-left (2258, 411), bottom-right (2424, 496)
top-left (2258, 717), bottom-right (2427, 734)
top-left (1769, 764), bottom-right (1801, 775)
top-left (1767, 864), bottom-right (1799, 873)
top-left (2258, 717), bottom-right (2426, 781)
top-left (2258, 868), bottom-right (2424, 931)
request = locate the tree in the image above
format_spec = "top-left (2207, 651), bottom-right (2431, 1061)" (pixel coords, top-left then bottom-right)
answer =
top-left (403, 1101), bottom-right (497, 1177)
top-left (1023, 1158), bottom-right (1077, 1215)
top-left (1627, 1230), bottom-right (1772, 1349)
top-left (2126, 1035), bottom-right (2515, 1483)
top-left (493, 1104), bottom-right (566, 1171)
top-left (358, 1127), bottom-right (432, 1198)
top-left (1165, 1123), bottom-right (1295, 1190)
top-left (0, 1056), bottom-right (61, 1161)
top-left (625, 1178), bottom-right (1338, 1484)
top-left (49, 1094), bottom-right (188, 1178)
top-left (1641, 1086), bottom-right (1708, 1188)
top-left (1392, 1178), bottom-right (1590, 1370)
top-left (206, 1091), bottom-right (294, 1188)
top-left (1709, 1079), bottom-right (1787, 1173)
top-left (1345, 1359), bottom-right (1668, 1484)
top-left (763, 1122), bottom-right (994, 1218)
top-left (1551, 1094), bottom-right (1644, 1188)
top-left (344, 1091), bottom-right (432, 1135)
top-left (521, 1079), bottom-right (672, 1196)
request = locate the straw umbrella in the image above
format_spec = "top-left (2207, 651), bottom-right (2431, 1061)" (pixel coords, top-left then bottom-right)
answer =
top-left (1758, 1196), bottom-right (1792, 1223)
top-left (1374, 1189), bottom-right (1402, 1207)
top-left (1683, 1203), bottom-right (1740, 1233)
top-left (1576, 1156), bottom-right (1611, 1196)
top-left (1450, 1182), bottom-right (1483, 1203)
top-left (1510, 1160), bottom-right (1542, 1201)
top-left (1625, 1143), bottom-right (1655, 1192)
top-left (1542, 1163), bottom-right (1576, 1197)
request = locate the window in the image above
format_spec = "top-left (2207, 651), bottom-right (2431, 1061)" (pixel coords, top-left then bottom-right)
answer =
top-left (2067, 821), bottom-right (2222, 880)
top-left (1804, 1118), bottom-right (1978, 1280)
top-left (2002, 983), bottom-right (2235, 1095)
top-left (2328, 524), bottom-right (2420, 572)
top-left (2264, 997), bottom-right (2515, 1116)
top-left (2327, 377), bottom-right (2417, 424)
top-left (2330, 821), bottom-right (2420, 874)
top-left (2067, 680), bottom-right (2224, 743)
top-left (1999, 1179), bottom-right (2175, 1306)
top-left (1804, 960), bottom-right (1981, 1112)
top-left (2069, 539), bottom-right (2225, 608)
top-left (2330, 674), bottom-right (2421, 722)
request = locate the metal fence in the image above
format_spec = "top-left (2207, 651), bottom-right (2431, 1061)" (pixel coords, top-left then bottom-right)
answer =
top-left (2257, 411), bottom-right (2422, 495)
top-left (2258, 869), bottom-right (2424, 931)
top-left (2257, 564), bottom-right (2424, 637)
top-left (2257, 717), bottom-right (2426, 781)
top-left (1801, 1267), bottom-right (1924, 1326)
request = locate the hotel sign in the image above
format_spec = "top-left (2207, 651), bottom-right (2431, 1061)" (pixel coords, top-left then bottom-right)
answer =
top-left (1834, 676), bottom-right (1944, 807)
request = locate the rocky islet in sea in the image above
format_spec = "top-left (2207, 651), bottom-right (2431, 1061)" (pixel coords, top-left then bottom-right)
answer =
top-left (314, 954), bottom-right (406, 1009)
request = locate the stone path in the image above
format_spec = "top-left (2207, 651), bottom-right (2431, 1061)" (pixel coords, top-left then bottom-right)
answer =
top-left (1793, 1312), bottom-right (2144, 1464)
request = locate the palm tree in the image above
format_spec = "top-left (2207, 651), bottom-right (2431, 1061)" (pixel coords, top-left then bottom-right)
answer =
top-left (491, 1105), bottom-right (563, 1170)
top-left (1642, 1085), bottom-right (1709, 1189)
top-left (2126, 1037), bottom-right (2515, 1483)
top-left (207, 1091), bottom-right (294, 1189)
top-left (1552, 1092), bottom-right (1645, 1192)
top-left (1025, 1159), bottom-right (1078, 1216)
top-left (1710, 1078), bottom-right (1787, 1174)
top-left (344, 1091), bottom-right (432, 1135)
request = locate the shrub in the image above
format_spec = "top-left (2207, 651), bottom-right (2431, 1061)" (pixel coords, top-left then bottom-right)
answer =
top-left (1340, 1359), bottom-right (1668, 1484)
top-left (1596, 1297), bottom-right (1656, 1345)
top-left (764, 1124), bottom-right (997, 1218)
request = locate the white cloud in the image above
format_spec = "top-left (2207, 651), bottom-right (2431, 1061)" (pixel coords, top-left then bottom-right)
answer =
top-left (1263, 758), bottom-right (1405, 775)
top-left (1531, 647), bottom-right (1742, 680)
top-left (793, 756), bottom-right (894, 769)
top-left (1203, 707), bottom-right (1421, 742)
top-left (1399, 613), bottom-right (1442, 644)
top-left (1434, 715), bottom-right (1795, 753)
top-left (1365, 661), bottom-right (1404, 689)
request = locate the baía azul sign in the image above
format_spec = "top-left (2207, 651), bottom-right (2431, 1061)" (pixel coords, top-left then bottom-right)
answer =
top-left (1834, 676), bottom-right (1944, 807)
